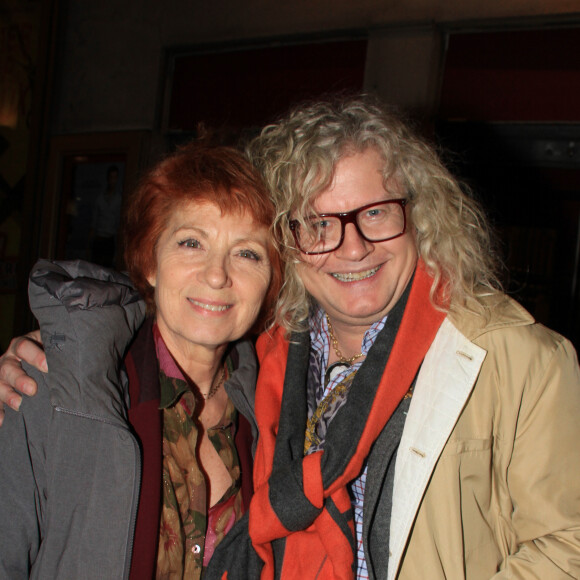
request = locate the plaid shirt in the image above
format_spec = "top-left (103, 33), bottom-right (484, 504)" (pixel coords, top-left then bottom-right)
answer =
top-left (308, 308), bottom-right (387, 579)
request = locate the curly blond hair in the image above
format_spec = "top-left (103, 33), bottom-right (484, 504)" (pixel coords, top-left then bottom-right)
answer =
top-left (247, 95), bottom-right (502, 332)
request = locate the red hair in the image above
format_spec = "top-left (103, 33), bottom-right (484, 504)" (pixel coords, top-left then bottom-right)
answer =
top-left (122, 141), bottom-right (282, 333)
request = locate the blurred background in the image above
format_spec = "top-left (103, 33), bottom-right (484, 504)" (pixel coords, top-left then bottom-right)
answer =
top-left (1, 0), bottom-right (579, 350)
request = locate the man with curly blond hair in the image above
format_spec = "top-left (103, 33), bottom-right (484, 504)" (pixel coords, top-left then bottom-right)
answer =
top-left (209, 95), bottom-right (580, 579)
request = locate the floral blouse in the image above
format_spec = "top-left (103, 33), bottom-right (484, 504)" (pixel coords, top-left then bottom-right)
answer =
top-left (153, 326), bottom-right (244, 579)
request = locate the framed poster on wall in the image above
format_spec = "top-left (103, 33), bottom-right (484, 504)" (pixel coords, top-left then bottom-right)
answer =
top-left (41, 131), bottom-right (149, 270)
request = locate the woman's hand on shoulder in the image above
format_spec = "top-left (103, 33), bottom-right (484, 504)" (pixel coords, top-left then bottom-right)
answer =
top-left (0, 331), bottom-right (46, 425)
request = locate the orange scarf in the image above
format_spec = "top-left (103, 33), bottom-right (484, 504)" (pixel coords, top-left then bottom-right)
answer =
top-left (248, 261), bottom-right (446, 579)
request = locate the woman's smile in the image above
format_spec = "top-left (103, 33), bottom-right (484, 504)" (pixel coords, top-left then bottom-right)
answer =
top-left (187, 298), bottom-right (233, 313)
top-left (147, 201), bottom-right (273, 365)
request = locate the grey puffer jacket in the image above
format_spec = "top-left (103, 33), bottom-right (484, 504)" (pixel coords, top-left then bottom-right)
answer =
top-left (0, 260), bottom-right (145, 579)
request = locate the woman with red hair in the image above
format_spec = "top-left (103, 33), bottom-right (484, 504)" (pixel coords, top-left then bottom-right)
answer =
top-left (0, 141), bottom-right (282, 580)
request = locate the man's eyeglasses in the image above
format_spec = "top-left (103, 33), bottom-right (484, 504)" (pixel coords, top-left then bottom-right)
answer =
top-left (288, 198), bottom-right (408, 255)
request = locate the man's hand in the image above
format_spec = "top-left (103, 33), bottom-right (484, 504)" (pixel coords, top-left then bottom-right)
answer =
top-left (0, 331), bottom-right (46, 425)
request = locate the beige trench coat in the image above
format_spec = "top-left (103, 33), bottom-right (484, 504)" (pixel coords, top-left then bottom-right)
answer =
top-left (386, 294), bottom-right (580, 579)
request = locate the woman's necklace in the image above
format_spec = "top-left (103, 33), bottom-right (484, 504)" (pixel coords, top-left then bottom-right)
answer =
top-left (204, 366), bottom-right (226, 400)
top-left (325, 314), bottom-right (365, 385)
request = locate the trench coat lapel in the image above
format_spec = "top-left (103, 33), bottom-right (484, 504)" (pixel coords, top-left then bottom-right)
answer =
top-left (382, 318), bottom-right (487, 580)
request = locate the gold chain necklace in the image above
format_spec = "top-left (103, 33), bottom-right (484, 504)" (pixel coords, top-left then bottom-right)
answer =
top-left (204, 366), bottom-right (226, 400)
top-left (325, 314), bottom-right (365, 364)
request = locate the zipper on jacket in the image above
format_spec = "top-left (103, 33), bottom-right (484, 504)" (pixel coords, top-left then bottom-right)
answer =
top-left (122, 429), bottom-right (142, 580)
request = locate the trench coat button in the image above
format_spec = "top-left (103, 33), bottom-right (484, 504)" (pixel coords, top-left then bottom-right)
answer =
top-left (192, 544), bottom-right (201, 554)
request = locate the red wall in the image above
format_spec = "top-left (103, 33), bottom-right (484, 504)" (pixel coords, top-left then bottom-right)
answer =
top-left (440, 28), bottom-right (580, 122)
top-left (169, 39), bottom-right (367, 133)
